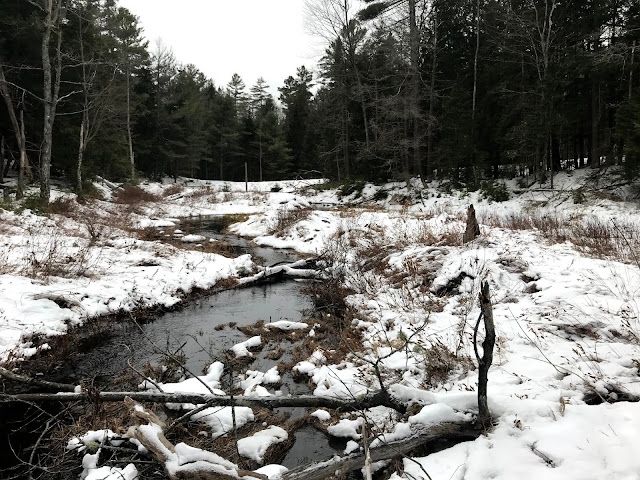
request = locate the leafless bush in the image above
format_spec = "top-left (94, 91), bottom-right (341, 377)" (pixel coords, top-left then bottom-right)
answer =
top-left (49, 197), bottom-right (78, 217)
top-left (186, 186), bottom-right (213, 199)
top-left (0, 247), bottom-right (14, 274)
top-left (415, 339), bottom-right (470, 387)
top-left (21, 225), bottom-right (96, 279)
top-left (116, 185), bottom-right (159, 204)
top-left (269, 206), bottom-right (312, 237)
top-left (162, 183), bottom-right (185, 197)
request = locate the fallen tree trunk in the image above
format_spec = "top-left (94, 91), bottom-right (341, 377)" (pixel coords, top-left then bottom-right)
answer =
top-left (281, 422), bottom-right (479, 480)
top-left (238, 259), bottom-right (320, 287)
top-left (0, 389), bottom-right (406, 413)
top-left (124, 397), bottom-right (267, 480)
top-left (0, 366), bottom-right (77, 392)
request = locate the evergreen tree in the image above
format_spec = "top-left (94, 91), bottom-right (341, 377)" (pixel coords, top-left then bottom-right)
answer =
top-left (279, 66), bottom-right (314, 175)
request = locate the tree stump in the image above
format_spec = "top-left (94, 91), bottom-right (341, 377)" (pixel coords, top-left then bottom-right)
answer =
top-left (463, 204), bottom-right (480, 244)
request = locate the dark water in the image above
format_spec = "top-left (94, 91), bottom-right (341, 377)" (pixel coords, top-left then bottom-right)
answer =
top-left (281, 426), bottom-right (348, 469)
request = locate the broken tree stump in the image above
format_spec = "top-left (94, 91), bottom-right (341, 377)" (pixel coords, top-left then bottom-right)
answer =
top-left (463, 204), bottom-right (481, 244)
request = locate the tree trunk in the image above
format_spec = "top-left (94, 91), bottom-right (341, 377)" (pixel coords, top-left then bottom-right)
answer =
top-left (472, 0), bottom-right (480, 129)
top-left (18, 109), bottom-right (27, 199)
top-left (282, 423), bottom-right (479, 480)
top-left (590, 79), bottom-right (600, 169)
top-left (40, 0), bottom-right (65, 204)
top-left (0, 136), bottom-right (4, 184)
top-left (0, 62), bottom-right (28, 198)
top-left (0, 389), bottom-right (406, 413)
top-left (409, 0), bottom-right (422, 183)
top-left (630, 40), bottom-right (636, 101)
top-left (426, 9), bottom-right (438, 178)
top-left (126, 63), bottom-right (135, 180)
top-left (475, 281), bottom-right (495, 428)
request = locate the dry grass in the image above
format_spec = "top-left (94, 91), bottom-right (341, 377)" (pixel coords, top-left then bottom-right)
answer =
top-left (416, 339), bottom-right (473, 387)
top-left (20, 224), bottom-right (96, 280)
top-left (162, 183), bottom-right (185, 197)
top-left (269, 206), bottom-right (312, 237)
top-left (49, 196), bottom-right (78, 217)
top-left (482, 211), bottom-right (640, 264)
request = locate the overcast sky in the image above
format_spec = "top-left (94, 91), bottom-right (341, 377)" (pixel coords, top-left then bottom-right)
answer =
top-left (118, 0), bottom-right (322, 97)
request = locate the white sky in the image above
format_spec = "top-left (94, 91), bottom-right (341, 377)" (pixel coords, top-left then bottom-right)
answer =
top-left (118, 0), bottom-right (322, 97)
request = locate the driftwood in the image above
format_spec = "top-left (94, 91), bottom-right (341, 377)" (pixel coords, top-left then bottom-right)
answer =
top-left (281, 422), bottom-right (479, 480)
top-left (0, 389), bottom-right (406, 412)
top-left (463, 204), bottom-right (481, 244)
top-left (474, 281), bottom-right (495, 428)
top-left (124, 397), bottom-right (267, 480)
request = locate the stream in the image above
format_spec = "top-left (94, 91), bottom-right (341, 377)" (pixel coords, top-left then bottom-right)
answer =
top-left (23, 215), bottom-right (348, 471)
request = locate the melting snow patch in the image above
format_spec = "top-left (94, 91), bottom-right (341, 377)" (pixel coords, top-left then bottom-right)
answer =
top-left (237, 426), bottom-right (288, 464)
top-left (408, 404), bottom-right (470, 427)
top-left (84, 465), bottom-right (138, 480)
top-left (232, 336), bottom-right (261, 357)
top-left (181, 234), bottom-right (206, 243)
top-left (311, 409), bottom-right (331, 421)
top-left (192, 407), bottom-right (254, 439)
top-left (328, 417), bottom-right (364, 440)
top-left (264, 320), bottom-right (309, 330)
top-left (255, 464), bottom-right (289, 478)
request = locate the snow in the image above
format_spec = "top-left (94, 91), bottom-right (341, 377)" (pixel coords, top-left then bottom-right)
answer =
top-left (254, 464), bottom-right (289, 478)
top-left (408, 404), bottom-right (471, 427)
top-left (310, 409), bottom-right (331, 421)
top-left (239, 366), bottom-right (281, 396)
top-left (327, 417), bottom-right (364, 440)
top-left (264, 320), bottom-right (309, 330)
top-left (6, 172), bottom-right (640, 480)
top-left (192, 406), bottom-right (255, 439)
top-left (181, 234), bottom-right (207, 243)
top-left (232, 335), bottom-right (262, 357)
top-left (0, 203), bottom-right (255, 361)
top-left (344, 440), bottom-right (360, 454)
top-left (237, 426), bottom-right (288, 463)
top-left (140, 361), bottom-right (226, 409)
top-left (84, 464), bottom-right (138, 480)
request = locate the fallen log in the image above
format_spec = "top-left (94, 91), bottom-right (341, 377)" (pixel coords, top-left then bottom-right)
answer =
top-left (238, 259), bottom-right (320, 287)
top-left (0, 366), bottom-right (77, 392)
top-left (0, 389), bottom-right (407, 413)
top-left (124, 397), bottom-right (267, 480)
top-left (281, 422), bottom-right (479, 480)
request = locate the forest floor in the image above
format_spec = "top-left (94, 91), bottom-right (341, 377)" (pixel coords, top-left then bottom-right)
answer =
top-left (1, 169), bottom-right (640, 480)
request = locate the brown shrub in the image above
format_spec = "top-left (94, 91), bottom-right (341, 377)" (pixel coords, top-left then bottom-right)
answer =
top-left (163, 183), bottom-right (185, 197)
top-left (270, 207), bottom-right (312, 237)
top-left (187, 186), bottom-right (213, 199)
top-left (49, 197), bottom-right (78, 217)
top-left (116, 185), bottom-right (159, 204)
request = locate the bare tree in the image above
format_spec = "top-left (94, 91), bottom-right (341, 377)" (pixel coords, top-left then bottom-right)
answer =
top-left (507, 0), bottom-right (559, 185)
top-left (31, 0), bottom-right (68, 204)
top-left (0, 61), bottom-right (30, 198)
top-left (305, 0), bottom-right (371, 160)
top-left (74, 4), bottom-right (117, 193)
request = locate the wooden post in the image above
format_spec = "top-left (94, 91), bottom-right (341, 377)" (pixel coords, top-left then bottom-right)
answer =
top-left (474, 281), bottom-right (495, 428)
top-left (245, 162), bottom-right (248, 192)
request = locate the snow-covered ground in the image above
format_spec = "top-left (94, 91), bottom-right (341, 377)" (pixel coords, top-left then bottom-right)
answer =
top-left (4, 170), bottom-right (640, 479)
